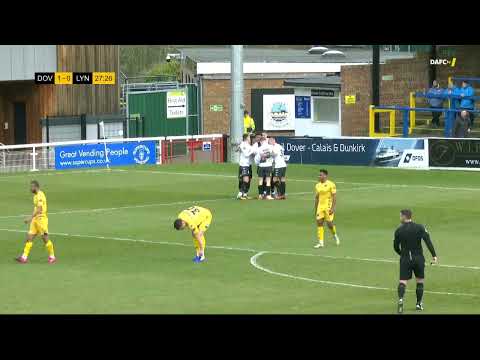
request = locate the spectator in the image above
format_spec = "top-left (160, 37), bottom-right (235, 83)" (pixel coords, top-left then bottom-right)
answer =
top-left (446, 81), bottom-right (462, 109)
top-left (459, 80), bottom-right (475, 127)
top-left (453, 110), bottom-right (472, 138)
top-left (243, 110), bottom-right (256, 135)
top-left (426, 80), bottom-right (445, 128)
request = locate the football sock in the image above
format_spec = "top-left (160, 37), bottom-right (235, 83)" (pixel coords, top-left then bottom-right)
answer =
top-left (258, 185), bottom-right (263, 195)
top-left (317, 226), bottom-right (324, 242)
top-left (398, 283), bottom-right (406, 300)
top-left (416, 283), bottom-right (424, 304)
top-left (244, 181), bottom-right (250, 194)
top-left (22, 241), bottom-right (33, 258)
top-left (246, 179), bottom-right (251, 192)
top-left (281, 182), bottom-right (286, 195)
top-left (330, 225), bottom-right (337, 235)
top-left (265, 186), bottom-right (271, 195)
top-left (45, 240), bottom-right (55, 258)
top-left (238, 180), bottom-right (242, 191)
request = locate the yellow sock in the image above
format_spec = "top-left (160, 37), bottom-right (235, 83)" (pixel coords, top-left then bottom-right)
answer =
top-left (199, 236), bottom-right (206, 256)
top-left (330, 225), bottom-right (337, 235)
top-left (317, 226), bottom-right (324, 242)
top-left (45, 240), bottom-right (55, 257)
top-left (22, 241), bottom-right (33, 258)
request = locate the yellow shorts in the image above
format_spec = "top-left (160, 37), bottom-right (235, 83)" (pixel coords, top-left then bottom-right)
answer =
top-left (316, 208), bottom-right (334, 222)
top-left (192, 212), bottom-right (212, 250)
top-left (29, 217), bottom-right (49, 236)
top-left (197, 212), bottom-right (212, 233)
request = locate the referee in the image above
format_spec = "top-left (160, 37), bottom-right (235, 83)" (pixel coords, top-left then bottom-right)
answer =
top-left (394, 209), bottom-right (438, 314)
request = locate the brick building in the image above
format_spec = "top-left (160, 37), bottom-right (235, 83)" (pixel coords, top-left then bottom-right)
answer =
top-left (340, 45), bottom-right (480, 136)
top-left (179, 46), bottom-right (414, 136)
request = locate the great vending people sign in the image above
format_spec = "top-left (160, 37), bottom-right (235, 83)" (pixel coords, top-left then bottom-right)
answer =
top-left (54, 141), bottom-right (157, 170)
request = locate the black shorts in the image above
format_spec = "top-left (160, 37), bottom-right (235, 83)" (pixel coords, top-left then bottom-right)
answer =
top-left (273, 167), bottom-right (286, 178)
top-left (399, 255), bottom-right (425, 280)
top-left (257, 166), bottom-right (272, 178)
top-left (238, 165), bottom-right (252, 179)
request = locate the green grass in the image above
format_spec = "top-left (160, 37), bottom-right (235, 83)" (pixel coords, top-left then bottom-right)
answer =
top-left (0, 163), bottom-right (479, 314)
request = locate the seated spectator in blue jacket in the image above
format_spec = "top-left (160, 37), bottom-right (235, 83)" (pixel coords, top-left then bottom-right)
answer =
top-left (427, 80), bottom-right (445, 127)
top-left (459, 80), bottom-right (475, 126)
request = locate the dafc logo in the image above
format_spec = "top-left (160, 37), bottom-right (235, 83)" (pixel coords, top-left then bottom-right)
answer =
top-left (429, 58), bottom-right (456, 67)
top-left (133, 145), bottom-right (151, 165)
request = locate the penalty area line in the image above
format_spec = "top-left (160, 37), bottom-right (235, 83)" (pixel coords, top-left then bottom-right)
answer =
top-left (250, 252), bottom-right (480, 298)
top-left (1, 227), bottom-right (479, 273)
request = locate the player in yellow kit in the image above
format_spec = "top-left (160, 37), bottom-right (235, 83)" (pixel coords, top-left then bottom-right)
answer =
top-left (16, 180), bottom-right (56, 264)
top-left (314, 169), bottom-right (340, 248)
top-left (174, 206), bottom-right (212, 263)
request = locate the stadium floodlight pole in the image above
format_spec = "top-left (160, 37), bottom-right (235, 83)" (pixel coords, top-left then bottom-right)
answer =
top-left (99, 121), bottom-right (110, 169)
top-left (230, 45), bottom-right (244, 163)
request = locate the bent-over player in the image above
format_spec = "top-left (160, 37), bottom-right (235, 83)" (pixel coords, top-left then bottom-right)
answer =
top-left (174, 206), bottom-right (213, 263)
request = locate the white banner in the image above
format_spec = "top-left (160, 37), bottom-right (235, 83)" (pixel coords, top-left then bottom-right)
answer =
top-left (263, 94), bottom-right (295, 130)
top-left (397, 149), bottom-right (429, 169)
top-left (167, 91), bottom-right (187, 119)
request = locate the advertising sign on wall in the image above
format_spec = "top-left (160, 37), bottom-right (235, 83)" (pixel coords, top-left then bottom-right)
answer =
top-left (263, 94), bottom-right (295, 130)
top-left (55, 141), bottom-right (157, 170)
top-left (429, 138), bottom-right (480, 169)
top-left (275, 137), bottom-right (427, 168)
top-left (167, 91), bottom-right (187, 119)
top-left (295, 96), bottom-right (311, 119)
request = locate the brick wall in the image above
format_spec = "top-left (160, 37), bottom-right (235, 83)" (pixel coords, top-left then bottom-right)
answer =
top-left (341, 46), bottom-right (480, 136)
top-left (202, 78), bottom-right (284, 134)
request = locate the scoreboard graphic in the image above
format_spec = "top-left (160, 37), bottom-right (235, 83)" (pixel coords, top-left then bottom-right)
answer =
top-left (35, 72), bottom-right (115, 85)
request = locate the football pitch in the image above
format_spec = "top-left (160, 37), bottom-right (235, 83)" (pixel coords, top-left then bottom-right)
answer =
top-left (0, 163), bottom-right (479, 314)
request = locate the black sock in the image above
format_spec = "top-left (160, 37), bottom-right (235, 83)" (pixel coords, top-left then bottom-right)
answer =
top-left (242, 181), bottom-right (249, 194)
top-left (416, 283), bottom-right (424, 304)
top-left (266, 186), bottom-right (271, 195)
top-left (246, 179), bottom-right (251, 192)
top-left (272, 181), bottom-right (279, 194)
top-left (398, 283), bottom-right (406, 300)
top-left (238, 180), bottom-right (242, 191)
top-left (281, 182), bottom-right (286, 195)
top-left (258, 185), bottom-right (263, 196)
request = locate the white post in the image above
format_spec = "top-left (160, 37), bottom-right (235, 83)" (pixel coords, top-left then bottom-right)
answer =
top-left (230, 45), bottom-right (244, 163)
top-left (99, 121), bottom-right (110, 169)
top-left (31, 145), bottom-right (38, 172)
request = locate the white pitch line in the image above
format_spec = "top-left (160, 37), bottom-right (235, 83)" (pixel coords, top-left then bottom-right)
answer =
top-left (0, 225), bottom-right (477, 298)
top-left (0, 169), bottom-right (115, 181)
top-left (250, 251), bottom-right (480, 298)
top-left (1, 227), bottom-right (479, 272)
top-left (121, 169), bottom-right (480, 192)
top-left (0, 191), bottom-right (319, 220)
top-left (0, 197), bottom-right (233, 219)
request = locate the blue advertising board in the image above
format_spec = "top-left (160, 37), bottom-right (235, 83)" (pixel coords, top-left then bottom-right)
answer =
top-left (55, 141), bottom-right (157, 170)
top-left (295, 96), bottom-right (311, 119)
top-left (276, 137), bottom-right (427, 168)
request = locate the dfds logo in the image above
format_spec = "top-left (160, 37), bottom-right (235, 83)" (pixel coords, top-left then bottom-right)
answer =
top-left (430, 58), bottom-right (457, 67)
top-left (403, 153), bottom-right (424, 163)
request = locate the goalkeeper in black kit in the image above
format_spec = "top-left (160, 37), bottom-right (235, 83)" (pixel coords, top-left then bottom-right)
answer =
top-left (394, 209), bottom-right (438, 314)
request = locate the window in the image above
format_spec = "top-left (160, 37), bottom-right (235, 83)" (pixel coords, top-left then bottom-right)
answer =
top-left (312, 96), bottom-right (339, 123)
